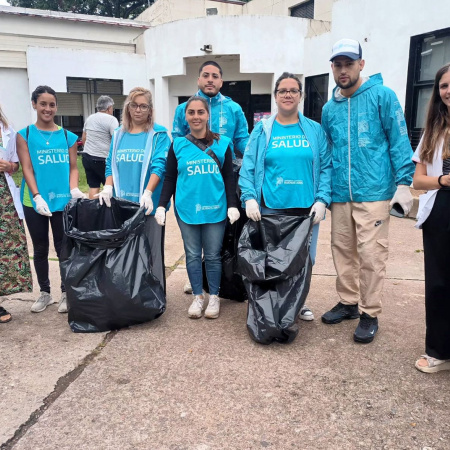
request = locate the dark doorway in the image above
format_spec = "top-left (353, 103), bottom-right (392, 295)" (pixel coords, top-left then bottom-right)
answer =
top-left (304, 74), bottom-right (329, 123)
top-left (221, 80), bottom-right (252, 130)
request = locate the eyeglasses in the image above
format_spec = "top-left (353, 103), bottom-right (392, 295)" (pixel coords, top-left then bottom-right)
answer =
top-left (129, 103), bottom-right (150, 111)
top-left (276, 89), bottom-right (301, 97)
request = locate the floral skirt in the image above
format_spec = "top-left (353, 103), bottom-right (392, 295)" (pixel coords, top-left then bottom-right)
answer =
top-left (0, 172), bottom-right (33, 296)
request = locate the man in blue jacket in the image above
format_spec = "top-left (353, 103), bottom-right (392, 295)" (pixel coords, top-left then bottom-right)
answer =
top-left (172, 60), bottom-right (249, 294)
top-left (172, 61), bottom-right (249, 158)
top-left (321, 39), bottom-right (415, 343)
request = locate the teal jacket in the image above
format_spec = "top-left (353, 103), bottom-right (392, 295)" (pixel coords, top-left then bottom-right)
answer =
top-left (172, 90), bottom-right (249, 157)
top-left (321, 74), bottom-right (414, 203)
top-left (239, 112), bottom-right (332, 208)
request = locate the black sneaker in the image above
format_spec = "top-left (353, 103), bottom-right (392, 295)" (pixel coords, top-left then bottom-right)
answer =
top-left (353, 313), bottom-right (378, 343)
top-left (321, 302), bottom-right (359, 324)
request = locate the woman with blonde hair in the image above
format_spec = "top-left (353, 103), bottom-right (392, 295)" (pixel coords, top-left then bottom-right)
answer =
top-left (97, 87), bottom-right (170, 290)
top-left (0, 104), bottom-right (33, 322)
top-left (413, 62), bottom-right (450, 373)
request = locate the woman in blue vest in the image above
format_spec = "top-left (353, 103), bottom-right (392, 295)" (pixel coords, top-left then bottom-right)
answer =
top-left (239, 72), bottom-right (332, 321)
top-left (97, 87), bottom-right (170, 292)
top-left (155, 96), bottom-right (240, 320)
top-left (16, 85), bottom-right (86, 315)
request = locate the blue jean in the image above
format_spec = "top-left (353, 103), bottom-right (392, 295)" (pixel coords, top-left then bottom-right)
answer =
top-left (260, 207), bottom-right (320, 265)
top-left (176, 216), bottom-right (226, 296)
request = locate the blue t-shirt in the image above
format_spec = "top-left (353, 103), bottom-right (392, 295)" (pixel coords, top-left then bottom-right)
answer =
top-left (18, 125), bottom-right (77, 212)
top-left (262, 121), bottom-right (314, 209)
top-left (110, 131), bottom-right (148, 202)
top-left (173, 136), bottom-right (229, 225)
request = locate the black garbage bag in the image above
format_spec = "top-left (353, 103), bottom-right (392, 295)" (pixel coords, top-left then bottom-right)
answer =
top-left (202, 156), bottom-right (247, 301)
top-left (60, 198), bottom-right (165, 333)
top-left (236, 214), bottom-right (314, 344)
top-left (202, 209), bottom-right (248, 301)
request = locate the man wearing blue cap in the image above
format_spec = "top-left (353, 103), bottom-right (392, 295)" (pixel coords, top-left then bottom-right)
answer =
top-left (320, 38), bottom-right (415, 343)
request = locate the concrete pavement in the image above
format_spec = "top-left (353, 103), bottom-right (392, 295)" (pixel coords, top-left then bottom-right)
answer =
top-left (1, 209), bottom-right (449, 450)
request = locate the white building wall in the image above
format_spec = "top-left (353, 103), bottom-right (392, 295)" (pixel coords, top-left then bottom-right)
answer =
top-left (25, 47), bottom-right (148, 124)
top-left (245, 0), bottom-right (333, 21)
top-left (327, 0), bottom-right (450, 107)
top-left (0, 68), bottom-right (32, 131)
top-left (144, 15), bottom-right (309, 128)
top-left (304, 32), bottom-right (332, 77)
top-left (138, 0), bottom-right (244, 24)
top-left (140, 0), bottom-right (334, 23)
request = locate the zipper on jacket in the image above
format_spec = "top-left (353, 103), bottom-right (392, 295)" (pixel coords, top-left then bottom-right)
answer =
top-left (348, 98), bottom-right (353, 201)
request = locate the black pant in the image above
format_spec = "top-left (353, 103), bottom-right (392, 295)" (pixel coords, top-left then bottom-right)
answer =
top-left (422, 190), bottom-right (450, 360)
top-left (23, 205), bottom-right (65, 294)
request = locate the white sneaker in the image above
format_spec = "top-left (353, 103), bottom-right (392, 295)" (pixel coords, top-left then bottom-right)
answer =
top-left (188, 295), bottom-right (205, 319)
top-left (183, 280), bottom-right (193, 294)
top-left (58, 292), bottom-right (68, 313)
top-left (205, 295), bottom-right (220, 319)
top-left (31, 291), bottom-right (54, 313)
top-left (299, 305), bottom-right (314, 321)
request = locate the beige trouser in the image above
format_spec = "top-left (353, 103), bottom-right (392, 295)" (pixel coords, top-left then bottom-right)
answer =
top-left (330, 201), bottom-right (391, 317)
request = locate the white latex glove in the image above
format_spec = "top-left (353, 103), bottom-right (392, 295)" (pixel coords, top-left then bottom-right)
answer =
top-left (389, 185), bottom-right (413, 216)
top-left (155, 206), bottom-right (166, 226)
top-left (139, 189), bottom-right (153, 216)
top-left (227, 207), bottom-right (240, 225)
top-left (95, 185), bottom-right (113, 207)
top-left (70, 187), bottom-right (87, 199)
top-left (245, 199), bottom-right (261, 221)
top-left (309, 201), bottom-right (326, 225)
top-left (34, 194), bottom-right (52, 217)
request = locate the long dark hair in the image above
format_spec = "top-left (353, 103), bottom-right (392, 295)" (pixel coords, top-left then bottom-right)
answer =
top-left (420, 63), bottom-right (450, 163)
top-left (31, 85), bottom-right (57, 104)
top-left (185, 96), bottom-right (220, 146)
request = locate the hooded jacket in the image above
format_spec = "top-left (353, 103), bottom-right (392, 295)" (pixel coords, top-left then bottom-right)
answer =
top-left (239, 112), bottom-right (332, 208)
top-left (321, 73), bottom-right (414, 203)
top-left (172, 90), bottom-right (249, 157)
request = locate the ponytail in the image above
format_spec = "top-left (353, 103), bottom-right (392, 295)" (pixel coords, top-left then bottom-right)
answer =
top-left (205, 126), bottom-right (220, 146)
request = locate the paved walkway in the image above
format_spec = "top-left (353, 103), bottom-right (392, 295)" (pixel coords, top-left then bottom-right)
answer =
top-left (1, 210), bottom-right (449, 450)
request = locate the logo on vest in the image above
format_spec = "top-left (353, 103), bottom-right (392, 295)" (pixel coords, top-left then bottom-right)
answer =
top-left (187, 164), bottom-right (220, 176)
top-left (37, 148), bottom-right (69, 165)
top-left (275, 177), bottom-right (303, 186)
top-left (195, 203), bottom-right (220, 213)
top-left (116, 149), bottom-right (144, 163)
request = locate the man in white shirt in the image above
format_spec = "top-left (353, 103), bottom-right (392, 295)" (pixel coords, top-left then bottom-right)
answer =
top-left (82, 96), bottom-right (119, 198)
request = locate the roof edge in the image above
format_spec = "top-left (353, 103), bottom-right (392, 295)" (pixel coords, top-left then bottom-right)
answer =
top-left (0, 5), bottom-right (151, 28)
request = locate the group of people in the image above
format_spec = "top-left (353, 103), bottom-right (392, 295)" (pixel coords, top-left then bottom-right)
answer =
top-left (0, 38), bottom-right (449, 373)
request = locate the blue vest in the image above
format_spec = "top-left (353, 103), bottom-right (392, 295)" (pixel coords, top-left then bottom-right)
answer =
top-left (173, 136), bottom-right (230, 224)
top-left (108, 125), bottom-right (170, 214)
top-left (18, 125), bottom-right (77, 213)
top-left (262, 121), bottom-right (314, 208)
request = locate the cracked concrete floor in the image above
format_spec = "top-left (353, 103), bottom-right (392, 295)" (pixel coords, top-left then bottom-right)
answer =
top-left (2, 213), bottom-right (449, 449)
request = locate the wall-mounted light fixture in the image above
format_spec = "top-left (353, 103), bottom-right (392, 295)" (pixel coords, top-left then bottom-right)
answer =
top-left (200, 44), bottom-right (213, 53)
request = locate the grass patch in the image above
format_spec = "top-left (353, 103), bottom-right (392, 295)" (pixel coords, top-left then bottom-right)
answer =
top-left (12, 155), bottom-right (88, 194)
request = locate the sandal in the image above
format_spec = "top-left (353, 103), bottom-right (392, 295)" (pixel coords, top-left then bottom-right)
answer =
top-left (415, 354), bottom-right (450, 373)
top-left (0, 306), bottom-right (12, 323)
